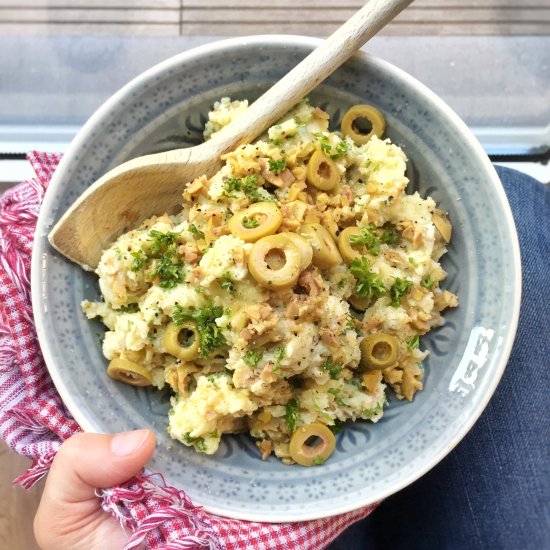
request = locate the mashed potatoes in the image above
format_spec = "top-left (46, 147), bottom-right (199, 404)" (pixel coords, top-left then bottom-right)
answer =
top-left (83, 98), bottom-right (458, 465)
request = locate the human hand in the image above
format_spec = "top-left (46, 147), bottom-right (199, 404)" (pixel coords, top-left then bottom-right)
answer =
top-left (34, 430), bottom-right (156, 550)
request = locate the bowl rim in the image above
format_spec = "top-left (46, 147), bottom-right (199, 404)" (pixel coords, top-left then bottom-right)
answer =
top-left (31, 34), bottom-right (521, 522)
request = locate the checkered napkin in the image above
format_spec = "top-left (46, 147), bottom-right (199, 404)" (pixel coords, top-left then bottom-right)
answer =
top-left (0, 151), bottom-right (377, 549)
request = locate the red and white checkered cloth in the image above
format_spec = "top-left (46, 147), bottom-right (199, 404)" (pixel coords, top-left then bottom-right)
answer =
top-left (0, 151), bottom-right (377, 549)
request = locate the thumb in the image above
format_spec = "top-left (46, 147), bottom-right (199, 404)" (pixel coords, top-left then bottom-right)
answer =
top-left (34, 431), bottom-right (156, 550)
top-left (47, 430), bottom-right (157, 502)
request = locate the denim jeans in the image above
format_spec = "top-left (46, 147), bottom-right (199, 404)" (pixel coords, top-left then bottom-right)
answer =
top-left (328, 167), bottom-right (550, 550)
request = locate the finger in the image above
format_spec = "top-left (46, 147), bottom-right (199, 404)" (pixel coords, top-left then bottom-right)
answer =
top-left (34, 430), bottom-right (156, 550)
top-left (47, 430), bottom-right (156, 503)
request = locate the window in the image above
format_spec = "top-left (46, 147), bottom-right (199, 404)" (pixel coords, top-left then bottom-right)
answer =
top-left (1, 0), bottom-right (548, 158)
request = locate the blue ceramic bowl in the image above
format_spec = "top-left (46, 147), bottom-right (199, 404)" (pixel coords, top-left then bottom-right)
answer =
top-left (31, 36), bottom-right (521, 522)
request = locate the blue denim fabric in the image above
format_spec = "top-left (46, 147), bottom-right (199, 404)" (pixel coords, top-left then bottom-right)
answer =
top-left (328, 167), bottom-right (550, 550)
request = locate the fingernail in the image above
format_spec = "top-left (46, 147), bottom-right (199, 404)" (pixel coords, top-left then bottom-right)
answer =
top-left (111, 429), bottom-right (150, 456)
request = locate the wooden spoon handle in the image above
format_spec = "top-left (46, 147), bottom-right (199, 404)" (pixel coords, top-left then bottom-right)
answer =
top-left (208, 0), bottom-right (412, 154)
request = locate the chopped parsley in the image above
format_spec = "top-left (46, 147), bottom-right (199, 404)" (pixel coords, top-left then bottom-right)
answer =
top-left (182, 433), bottom-right (207, 453)
top-left (268, 157), bottom-right (287, 175)
top-left (131, 229), bottom-right (187, 281)
top-left (365, 159), bottom-right (382, 171)
top-left (188, 224), bottom-right (205, 239)
top-left (379, 226), bottom-right (399, 245)
top-left (234, 175), bottom-right (262, 197)
top-left (315, 133), bottom-right (332, 154)
top-left (140, 229), bottom-right (185, 288)
top-left (330, 139), bottom-right (349, 159)
top-left (148, 247), bottom-right (185, 289)
top-left (407, 334), bottom-right (420, 350)
top-left (242, 216), bottom-right (259, 229)
top-left (362, 402), bottom-right (383, 420)
top-left (349, 224), bottom-right (382, 255)
top-left (389, 278), bottom-right (413, 307)
top-left (313, 456), bottom-right (326, 465)
top-left (314, 133), bottom-right (350, 159)
top-left (130, 249), bottom-right (148, 272)
top-left (422, 276), bottom-right (437, 289)
top-left (220, 272), bottom-right (236, 294)
top-left (207, 369), bottom-right (231, 384)
top-left (328, 387), bottom-right (345, 406)
top-left (224, 176), bottom-right (243, 195)
top-left (243, 349), bottom-right (263, 368)
top-left (322, 358), bottom-right (342, 380)
top-left (148, 229), bottom-right (179, 255)
top-left (269, 124), bottom-right (283, 145)
top-left (285, 398), bottom-right (299, 433)
top-left (172, 304), bottom-right (227, 357)
top-left (223, 174), bottom-right (276, 203)
top-left (349, 257), bottom-right (386, 299)
top-left (349, 224), bottom-right (399, 255)
top-left (273, 346), bottom-right (286, 371)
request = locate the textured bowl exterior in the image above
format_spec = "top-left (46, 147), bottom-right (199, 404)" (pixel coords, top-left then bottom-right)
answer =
top-left (31, 36), bottom-right (520, 522)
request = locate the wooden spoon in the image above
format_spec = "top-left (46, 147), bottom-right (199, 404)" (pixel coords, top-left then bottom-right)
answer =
top-left (49, 0), bottom-right (412, 271)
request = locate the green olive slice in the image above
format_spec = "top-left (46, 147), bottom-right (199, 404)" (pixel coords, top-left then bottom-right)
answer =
top-left (289, 422), bottom-right (336, 466)
top-left (300, 223), bottom-right (342, 269)
top-left (341, 104), bottom-right (386, 145)
top-left (337, 226), bottom-right (364, 263)
top-left (228, 202), bottom-right (283, 243)
top-left (306, 150), bottom-right (340, 191)
top-left (248, 234), bottom-right (302, 289)
top-left (163, 321), bottom-right (200, 360)
top-left (433, 210), bottom-right (452, 243)
top-left (280, 232), bottom-right (313, 270)
top-left (348, 293), bottom-right (371, 311)
top-left (359, 332), bottom-right (399, 370)
top-left (107, 357), bottom-right (152, 386)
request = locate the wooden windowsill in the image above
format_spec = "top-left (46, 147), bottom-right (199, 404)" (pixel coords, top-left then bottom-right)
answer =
top-left (0, 0), bottom-right (548, 37)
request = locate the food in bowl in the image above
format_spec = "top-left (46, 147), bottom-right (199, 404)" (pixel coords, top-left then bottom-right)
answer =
top-left (82, 97), bottom-right (458, 466)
